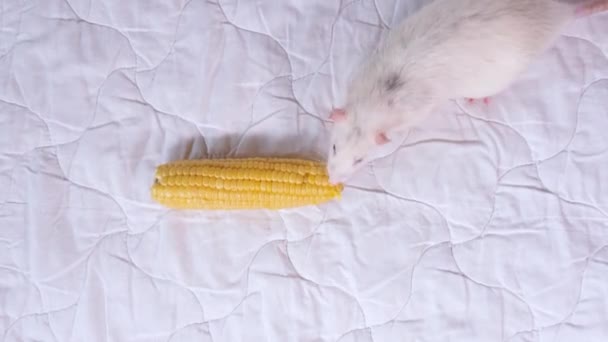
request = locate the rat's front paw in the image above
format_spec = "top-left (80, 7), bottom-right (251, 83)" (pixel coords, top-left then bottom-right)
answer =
top-left (465, 97), bottom-right (491, 105)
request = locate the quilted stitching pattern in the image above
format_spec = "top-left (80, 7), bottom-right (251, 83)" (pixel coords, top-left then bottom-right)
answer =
top-left (1, 0), bottom-right (607, 341)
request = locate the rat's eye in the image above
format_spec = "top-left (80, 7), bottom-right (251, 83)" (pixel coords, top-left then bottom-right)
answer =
top-left (332, 144), bottom-right (336, 155)
top-left (354, 158), bottom-right (363, 165)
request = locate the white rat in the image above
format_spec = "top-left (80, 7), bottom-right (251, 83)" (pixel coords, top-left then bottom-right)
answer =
top-left (326, 0), bottom-right (608, 185)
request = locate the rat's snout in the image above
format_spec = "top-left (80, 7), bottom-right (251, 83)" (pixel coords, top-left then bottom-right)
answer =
top-left (328, 175), bottom-right (345, 186)
top-left (327, 164), bottom-right (349, 185)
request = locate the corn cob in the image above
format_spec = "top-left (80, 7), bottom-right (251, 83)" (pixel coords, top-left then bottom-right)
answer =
top-left (151, 158), bottom-right (343, 210)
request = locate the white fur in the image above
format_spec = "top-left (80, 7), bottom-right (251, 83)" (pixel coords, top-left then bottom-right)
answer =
top-left (327, 0), bottom-right (605, 184)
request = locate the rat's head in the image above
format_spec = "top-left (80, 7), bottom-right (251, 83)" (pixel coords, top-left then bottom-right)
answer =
top-left (326, 108), bottom-right (391, 185)
top-left (326, 71), bottom-right (436, 184)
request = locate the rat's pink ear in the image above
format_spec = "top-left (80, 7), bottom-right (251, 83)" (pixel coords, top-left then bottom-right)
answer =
top-left (375, 132), bottom-right (390, 145)
top-left (330, 108), bottom-right (347, 122)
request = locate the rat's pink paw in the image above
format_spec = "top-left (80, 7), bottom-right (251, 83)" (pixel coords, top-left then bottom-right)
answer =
top-left (465, 97), bottom-right (491, 105)
top-left (576, 1), bottom-right (608, 17)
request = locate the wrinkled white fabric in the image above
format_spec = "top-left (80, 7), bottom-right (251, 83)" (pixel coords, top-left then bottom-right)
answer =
top-left (0, 0), bottom-right (607, 341)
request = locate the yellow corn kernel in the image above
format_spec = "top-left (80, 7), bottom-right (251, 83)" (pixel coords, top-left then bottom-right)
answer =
top-left (151, 157), bottom-right (343, 210)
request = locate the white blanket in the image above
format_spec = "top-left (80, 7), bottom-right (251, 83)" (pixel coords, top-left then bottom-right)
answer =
top-left (1, 0), bottom-right (607, 341)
